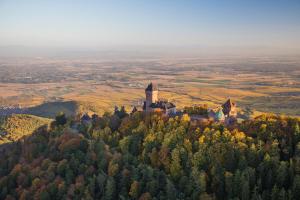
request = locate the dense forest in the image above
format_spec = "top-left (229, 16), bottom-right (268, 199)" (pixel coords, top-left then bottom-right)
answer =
top-left (0, 108), bottom-right (300, 200)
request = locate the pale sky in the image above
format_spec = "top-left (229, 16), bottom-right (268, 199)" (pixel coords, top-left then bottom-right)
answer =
top-left (0, 0), bottom-right (300, 54)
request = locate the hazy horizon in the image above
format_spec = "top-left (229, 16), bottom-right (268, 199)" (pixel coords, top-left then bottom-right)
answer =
top-left (1, 45), bottom-right (300, 59)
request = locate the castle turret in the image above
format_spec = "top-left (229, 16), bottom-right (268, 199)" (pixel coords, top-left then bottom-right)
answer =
top-left (222, 98), bottom-right (237, 117)
top-left (145, 82), bottom-right (158, 111)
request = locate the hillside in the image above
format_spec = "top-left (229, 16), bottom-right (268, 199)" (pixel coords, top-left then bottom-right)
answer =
top-left (0, 114), bottom-right (52, 145)
top-left (23, 100), bottom-right (114, 119)
top-left (26, 101), bottom-right (79, 118)
top-left (0, 109), bottom-right (300, 199)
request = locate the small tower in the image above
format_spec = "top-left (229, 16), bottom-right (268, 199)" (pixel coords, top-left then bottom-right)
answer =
top-left (145, 82), bottom-right (158, 111)
top-left (131, 106), bottom-right (138, 115)
top-left (222, 99), bottom-right (237, 117)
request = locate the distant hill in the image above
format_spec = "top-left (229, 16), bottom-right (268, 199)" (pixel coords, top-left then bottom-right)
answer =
top-left (0, 114), bottom-right (52, 144)
top-left (25, 101), bottom-right (111, 118)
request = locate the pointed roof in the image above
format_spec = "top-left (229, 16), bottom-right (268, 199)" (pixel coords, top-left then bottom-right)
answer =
top-left (149, 100), bottom-right (175, 109)
top-left (222, 98), bottom-right (236, 115)
top-left (81, 113), bottom-right (91, 121)
top-left (215, 109), bottom-right (225, 120)
top-left (223, 98), bottom-right (236, 109)
top-left (145, 82), bottom-right (158, 91)
top-left (131, 106), bottom-right (138, 114)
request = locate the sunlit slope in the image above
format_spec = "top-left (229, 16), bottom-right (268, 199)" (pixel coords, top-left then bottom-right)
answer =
top-left (0, 114), bottom-right (52, 144)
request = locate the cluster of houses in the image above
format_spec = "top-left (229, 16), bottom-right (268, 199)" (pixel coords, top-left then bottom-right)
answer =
top-left (81, 82), bottom-right (238, 125)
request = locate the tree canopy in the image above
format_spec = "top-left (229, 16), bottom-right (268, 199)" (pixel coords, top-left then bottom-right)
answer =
top-left (0, 110), bottom-right (299, 200)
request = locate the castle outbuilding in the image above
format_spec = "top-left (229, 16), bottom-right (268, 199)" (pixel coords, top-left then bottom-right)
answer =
top-left (143, 82), bottom-right (176, 115)
top-left (208, 107), bottom-right (225, 122)
top-left (208, 99), bottom-right (237, 123)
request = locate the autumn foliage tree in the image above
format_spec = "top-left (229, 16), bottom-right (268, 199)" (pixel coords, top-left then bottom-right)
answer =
top-left (0, 110), bottom-right (299, 200)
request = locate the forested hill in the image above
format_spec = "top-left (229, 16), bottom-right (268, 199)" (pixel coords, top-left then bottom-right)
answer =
top-left (0, 110), bottom-right (300, 200)
top-left (0, 114), bottom-right (52, 145)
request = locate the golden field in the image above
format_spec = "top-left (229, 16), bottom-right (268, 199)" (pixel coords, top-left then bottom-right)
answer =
top-left (0, 56), bottom-right (299, 118)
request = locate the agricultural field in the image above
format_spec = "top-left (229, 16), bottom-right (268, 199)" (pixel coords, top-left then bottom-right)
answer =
top-left (0, 55), bottom-right (299, 118)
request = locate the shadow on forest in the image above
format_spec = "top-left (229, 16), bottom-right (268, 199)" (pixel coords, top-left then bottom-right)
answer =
top-left (26, 101), bottom-right (79, 118)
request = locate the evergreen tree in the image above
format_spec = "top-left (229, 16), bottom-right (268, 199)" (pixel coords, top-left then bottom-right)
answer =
top-left (55, 112), bottom-right (67, 126)
top-left (292, 175), bottom-right (300, 199)
top-left (104, 177), bottom-right (116, 200)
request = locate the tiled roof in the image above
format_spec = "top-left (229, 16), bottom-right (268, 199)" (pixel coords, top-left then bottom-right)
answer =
top-left (81, 113), bottom-right (91, 121)
top-left (131, 106), bottom-right (138, 113)
top-left (149, 101), bottom-right (176, 109)
top-left (215, 109), bottom-right (225, 120)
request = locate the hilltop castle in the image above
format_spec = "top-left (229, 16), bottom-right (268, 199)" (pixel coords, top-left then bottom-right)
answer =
top-left (143, 82), bottom-right (176, 115)
top-left (138, 82), bottom-right (237, 124)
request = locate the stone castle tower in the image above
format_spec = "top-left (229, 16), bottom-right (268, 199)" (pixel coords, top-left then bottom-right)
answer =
top-left (145, 82), bottom-right (158, 111)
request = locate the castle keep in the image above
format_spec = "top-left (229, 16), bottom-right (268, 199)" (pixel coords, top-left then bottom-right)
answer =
top-left (143, 82), bottom-right (176, 115)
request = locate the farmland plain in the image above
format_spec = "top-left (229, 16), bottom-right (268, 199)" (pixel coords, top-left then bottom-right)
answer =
top-left (0, 55), bottom-right (299, 117)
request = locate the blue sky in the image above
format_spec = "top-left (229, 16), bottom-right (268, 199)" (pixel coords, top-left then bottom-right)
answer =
top-left (0, 0), bottom-right (300, 52)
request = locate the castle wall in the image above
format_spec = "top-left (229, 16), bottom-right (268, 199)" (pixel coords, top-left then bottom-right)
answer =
top-left (166, 107), bottom-right (176, 115)
top-left (145, 90), bottom-right (158, 108)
